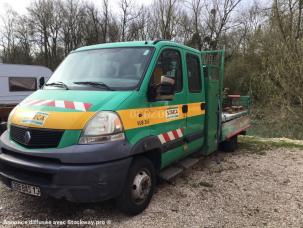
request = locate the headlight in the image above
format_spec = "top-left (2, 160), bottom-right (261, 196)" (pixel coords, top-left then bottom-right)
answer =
top-left (79, 111), bottom-right (125, 144)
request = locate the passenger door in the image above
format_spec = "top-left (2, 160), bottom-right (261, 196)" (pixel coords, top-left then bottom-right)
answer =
top-left (148, 48), bottom-right (187, 168)
top-left (185, 52), bottom-right (205, 154)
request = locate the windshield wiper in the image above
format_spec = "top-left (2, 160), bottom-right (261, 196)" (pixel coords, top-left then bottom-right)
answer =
top-left (73, 81), bottom-right (115, 91)
top-left (45, 81), bottom-right (69, 90)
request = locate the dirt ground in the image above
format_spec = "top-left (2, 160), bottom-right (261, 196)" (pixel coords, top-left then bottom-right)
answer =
top-left (0, 137), bottom-right (302, 228)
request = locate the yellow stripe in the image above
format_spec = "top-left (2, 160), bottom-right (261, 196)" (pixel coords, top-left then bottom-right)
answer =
top-left (11, 108), bottom-right (95, 130)
top-left (11, 102), bottom-right (205, 130)
top-left (118, 102), bottom-right (205, 130)
top-left (187, 102), bottom-right (205, 118)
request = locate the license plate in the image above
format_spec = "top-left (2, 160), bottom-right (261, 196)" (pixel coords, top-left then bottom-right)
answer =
top-left (11, 181), bottom-right (41, 196)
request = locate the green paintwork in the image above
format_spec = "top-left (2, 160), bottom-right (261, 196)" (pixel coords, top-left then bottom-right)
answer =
top-left (22, 90), bottom-right (134, 112)
top-left (117, 44), bottom-right (206, 168)
top-left (17, 90), bottom-right (134, 149)
top-left (10, 41), bottom-right (250, 171)
top-left (58, 130), bottom-right (82, 148)
top-left (204, 79), bottom-right (220, 154)
top-left (183, 49), bottom-right (205, 155)
top-left (201, 50), bottom-right (225, 154)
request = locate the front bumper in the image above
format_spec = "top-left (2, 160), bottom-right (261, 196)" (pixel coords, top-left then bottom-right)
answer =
top-left (0, 131), bottom-right (132, 202)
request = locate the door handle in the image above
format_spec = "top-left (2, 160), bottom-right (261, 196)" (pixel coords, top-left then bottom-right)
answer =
top-left (182, 105), bottom-right (188, 113)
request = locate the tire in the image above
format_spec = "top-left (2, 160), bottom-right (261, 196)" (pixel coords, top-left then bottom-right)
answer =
top-left (116, 157), bottom-right (155, 215)
top-left (220, 135), bottom-right (238, 152)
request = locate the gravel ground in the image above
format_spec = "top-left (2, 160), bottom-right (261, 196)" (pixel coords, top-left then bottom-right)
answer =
top-left (0, 139), bottom-right (302, 228)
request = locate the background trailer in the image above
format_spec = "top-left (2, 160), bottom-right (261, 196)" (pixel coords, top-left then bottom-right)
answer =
top-left (0, 63), bottom-right (52, 132)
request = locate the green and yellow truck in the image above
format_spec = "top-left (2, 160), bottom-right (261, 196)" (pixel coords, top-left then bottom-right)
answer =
top-left (0, 40), bottom-right (250, 214)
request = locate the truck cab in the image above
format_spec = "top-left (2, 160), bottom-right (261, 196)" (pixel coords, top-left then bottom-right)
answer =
top-left (0, 41), bottom-right (250, 215)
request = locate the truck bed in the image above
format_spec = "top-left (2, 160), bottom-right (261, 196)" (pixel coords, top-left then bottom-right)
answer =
top-left (221, 114), bottom-right (250, 140)
top-left (221, 110), bottom-right (248, 122)
top-left (221, 95), bottom-right (251, 140)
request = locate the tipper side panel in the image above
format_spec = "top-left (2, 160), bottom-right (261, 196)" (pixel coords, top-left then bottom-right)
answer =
top-left (201, 50), bottom-right (224, 154)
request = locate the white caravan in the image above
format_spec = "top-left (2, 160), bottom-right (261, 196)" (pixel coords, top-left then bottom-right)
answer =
top-left (0, 63), bottom-right (52, 105)
top-left (0, 63), bottom-right (52, 132)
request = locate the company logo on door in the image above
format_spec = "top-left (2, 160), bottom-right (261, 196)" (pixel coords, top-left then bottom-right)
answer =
top-left (166, 107), bottom-right (179, 119)
top-left (22, 112), bottom-right (49, 126)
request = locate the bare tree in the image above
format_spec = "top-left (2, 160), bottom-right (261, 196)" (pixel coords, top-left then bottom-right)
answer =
top-left (60, 0), bottom-right (86, 54)
top-left (84, 2), bottom-right (101, 45)
top-left (0, 7), bottom-right (18, 62)
top-left (100, 0), bottom-right (110, 43)
top-left (119, 0), bottom-right (140, 41)
top-left (28, 0), bottom-right (63, 68)
top-left (153, 0), bottom-right (181, 40)
top-left (186, 0), bottom-right (205, 49)
top-left (205, 0), bottom-right (242, 49)
top-left (15, 15), bottom-right (34, 64)
top-left (108, 18), bottom-right (120, 42)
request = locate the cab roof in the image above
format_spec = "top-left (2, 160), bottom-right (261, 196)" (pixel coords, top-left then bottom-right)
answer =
top-left (74, 40), bottom-right (201, 55)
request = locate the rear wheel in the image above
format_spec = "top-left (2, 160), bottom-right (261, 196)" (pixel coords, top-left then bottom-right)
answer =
top-left (220, 135), bottom-right (238, 152)
top-left (116, 157), bottom-right (155, 215)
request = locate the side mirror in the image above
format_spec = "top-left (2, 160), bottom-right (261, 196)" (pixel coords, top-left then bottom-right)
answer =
top-left (148, 76), bottom-right (175, 101)
top-left (39, 77), bottom-right (45, 88)
top-left (158, 76), bottom-right (175, 95)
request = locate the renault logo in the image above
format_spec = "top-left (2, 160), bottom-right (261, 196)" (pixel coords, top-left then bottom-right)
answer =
top-left (24, 131), bottom-right (31, 145)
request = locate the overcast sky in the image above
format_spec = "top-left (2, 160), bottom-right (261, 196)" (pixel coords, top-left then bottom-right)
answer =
top-left (0, 0), bottom-right (153, 16)
top-left (0, 0), bottom-right (264, 16)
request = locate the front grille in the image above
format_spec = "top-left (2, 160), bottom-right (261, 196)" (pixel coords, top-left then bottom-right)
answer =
top-left (10, 125), bottom-right (64, 148)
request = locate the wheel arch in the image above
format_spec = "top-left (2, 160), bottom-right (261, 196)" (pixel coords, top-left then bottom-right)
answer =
top-left (130, 136), bottom-right (163, 171)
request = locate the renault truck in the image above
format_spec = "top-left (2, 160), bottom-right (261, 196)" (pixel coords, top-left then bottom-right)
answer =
top-left (0, 40), bottom-right (250, 215)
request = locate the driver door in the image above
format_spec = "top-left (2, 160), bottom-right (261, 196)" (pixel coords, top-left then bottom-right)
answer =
top-left (148, 48), bottom-right (187, 168)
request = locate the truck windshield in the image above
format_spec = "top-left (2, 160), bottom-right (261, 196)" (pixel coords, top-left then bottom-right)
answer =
top-left (45, 47), bottom-right (153, 90)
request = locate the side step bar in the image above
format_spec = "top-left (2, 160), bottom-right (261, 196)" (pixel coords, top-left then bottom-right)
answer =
top-left (159, 157), bottom-right (199, 181)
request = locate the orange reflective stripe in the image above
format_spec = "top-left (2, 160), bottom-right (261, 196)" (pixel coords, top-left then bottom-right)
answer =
top-left (11, 102), bottom-right (205, 130)
top-left (118, 102), bottom-right (205, 130)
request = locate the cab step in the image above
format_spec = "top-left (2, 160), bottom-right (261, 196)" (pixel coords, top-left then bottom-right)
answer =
top-left (159, 157), bottom-right (200, 181)
top-left (179, 158), bottom-right (199, 169)
top-left (159, 167), bottom-right (183, 181)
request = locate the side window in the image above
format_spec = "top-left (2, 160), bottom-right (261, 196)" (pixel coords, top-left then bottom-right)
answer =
top-left (150, 49), bottom-right (182, 92)
top-left (9, 77), bottom-right (37, 92)
top-left (186, 54), bottom-right (202, 93)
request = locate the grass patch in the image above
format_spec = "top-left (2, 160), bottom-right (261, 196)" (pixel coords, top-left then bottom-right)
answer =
top-left (239, 136), bottom-right (303, 153)
top-left (247, 106), bottom-right (303, 140)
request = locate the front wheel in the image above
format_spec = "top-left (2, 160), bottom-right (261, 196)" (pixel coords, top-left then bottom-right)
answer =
top-left (116, 157), bottom-right (155, 215)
